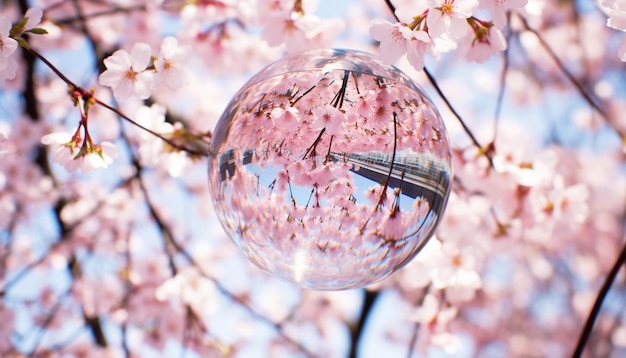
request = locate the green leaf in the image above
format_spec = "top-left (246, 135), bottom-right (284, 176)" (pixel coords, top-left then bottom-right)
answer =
top-left (9, 17), bottom-right (28, 38)
top-left (26, 27), bottom-right (48, 35)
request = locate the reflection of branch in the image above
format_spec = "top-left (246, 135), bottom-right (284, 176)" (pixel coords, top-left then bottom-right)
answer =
top-left (290, 85), bottom-right (316, 106)
top-left (331, 70), bottom-right (351, 108)
top-left (302, 128), bottom-right (326, 160)
top-left (359, 112), bottom-right (399, 234)
top-left (376, 111), bottom-right (399, 211)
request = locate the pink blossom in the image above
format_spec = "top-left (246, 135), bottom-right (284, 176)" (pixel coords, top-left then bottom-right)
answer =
top-left (427, 0), bottom-right (479, 38)
top-left (0, 15), bottom-right (18, 81)
top-left (465, 26), bottom-right (507, 63)
top-left (311, 105), bottom-right (344, 134)
top-left (99, 42), bottom-right (154, 100)
top-left (79, 142), bottom-right (119, 173)
top-left (0, 304), bottom-right (15, 352)
top-left (23, 8), bottom-right (44, 30)
top-left (406, 30), bottom-right (432, 71)
top-left (481, 0), bottom-right (528, 29)
top-left (154, 36), bottom-right (192, 90)
top-left (41, 131), bottom-right (119, 173)
top-left (369, 19), bottom-right (412, 64)
top-left (603, 0), bottom-right (626, 31)
top-left (41, 131), bottom-right (81, 172)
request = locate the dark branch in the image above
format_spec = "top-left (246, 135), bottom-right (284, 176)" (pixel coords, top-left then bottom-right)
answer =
top-left (572, 239), bottom-right (626, 357)
top-left (349, 290), bottom-right (379, 358)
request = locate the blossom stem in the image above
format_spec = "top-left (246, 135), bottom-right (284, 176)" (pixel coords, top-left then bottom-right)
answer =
top-left (423, 67), bottom-right (494, 168)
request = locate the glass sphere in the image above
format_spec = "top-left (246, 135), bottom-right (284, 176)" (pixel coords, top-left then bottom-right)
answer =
top-left (209, 49), bottom-right (452, 290)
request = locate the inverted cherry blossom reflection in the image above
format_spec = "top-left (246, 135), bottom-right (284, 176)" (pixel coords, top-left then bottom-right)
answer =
top-left (209, 49), bottom-right (452, 290)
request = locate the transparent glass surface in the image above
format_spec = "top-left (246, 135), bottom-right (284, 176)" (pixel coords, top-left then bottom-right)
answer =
top-left (209, 49), bottom-right (452, 290)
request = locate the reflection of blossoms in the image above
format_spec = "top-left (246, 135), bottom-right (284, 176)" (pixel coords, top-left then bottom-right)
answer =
top-left (209, 52), bottom-right (451, 289)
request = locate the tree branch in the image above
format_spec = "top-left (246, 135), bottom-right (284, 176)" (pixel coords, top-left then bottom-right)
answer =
top-left (572, 238), bottom-right (626, 357)
top-left (349, 290), bottom-right (379, 358)
top-left (516, 13), bottom-right (625, 141)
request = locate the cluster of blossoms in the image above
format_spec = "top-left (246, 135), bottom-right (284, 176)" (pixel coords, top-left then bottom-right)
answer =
top-left (257, 0), bottom-right (345, 52)
top-left (99, 36), bottom-right (192, 101)
top-left (38, 36), bottom-right (193, 174)
top-left (369, 0), bottom-right (527, 69)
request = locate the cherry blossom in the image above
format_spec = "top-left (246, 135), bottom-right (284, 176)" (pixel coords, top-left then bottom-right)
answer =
top-left (406, 30), bottom-right (433, 70)
top-left (40, 131), bottom-right (82, 172)
top-left (41, 131), bottom-right (119, 173)
top-left (602, 0), bottom-right (626, 60)
top-left (481, 0), bottom-right (528, 29)
top-left (0, 14), bottom-right (18, 81)
top-left (23, 8), bottom-right (44, 31)
top-left (99, 42), bottom-right (154, 100)
top-left (426, 0), bottom-right (479, 39)
top-left (369, 19), bottom-right (411, 65)
top-left (465, 22), bottom-right (508, 63)
top-left (154, 36), bottom-right (192, 90)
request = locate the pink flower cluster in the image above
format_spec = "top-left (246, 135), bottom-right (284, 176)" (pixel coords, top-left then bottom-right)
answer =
top-left (99, 37), bottom-right (192, 102)
top-left (369, 0), bottom-right (526, 70)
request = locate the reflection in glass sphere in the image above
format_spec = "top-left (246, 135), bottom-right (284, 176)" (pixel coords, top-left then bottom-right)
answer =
top-left (208, 49), bottom-right (452, 290)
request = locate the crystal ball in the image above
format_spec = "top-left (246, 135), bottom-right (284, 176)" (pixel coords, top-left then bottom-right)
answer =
top-left (208, 49), bottom-right (452, 290)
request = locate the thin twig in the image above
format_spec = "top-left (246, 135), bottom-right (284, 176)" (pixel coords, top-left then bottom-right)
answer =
top-left (423, 68), bottom-right (494, 168)
top-left (572, 239), bottom-right (626, 357)
top-left (493, 12), bottom-right (512, 141)
top-left (26, 47), bottom-right (210, 157)
top-left (516, 13), bottom-right (624, 140)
